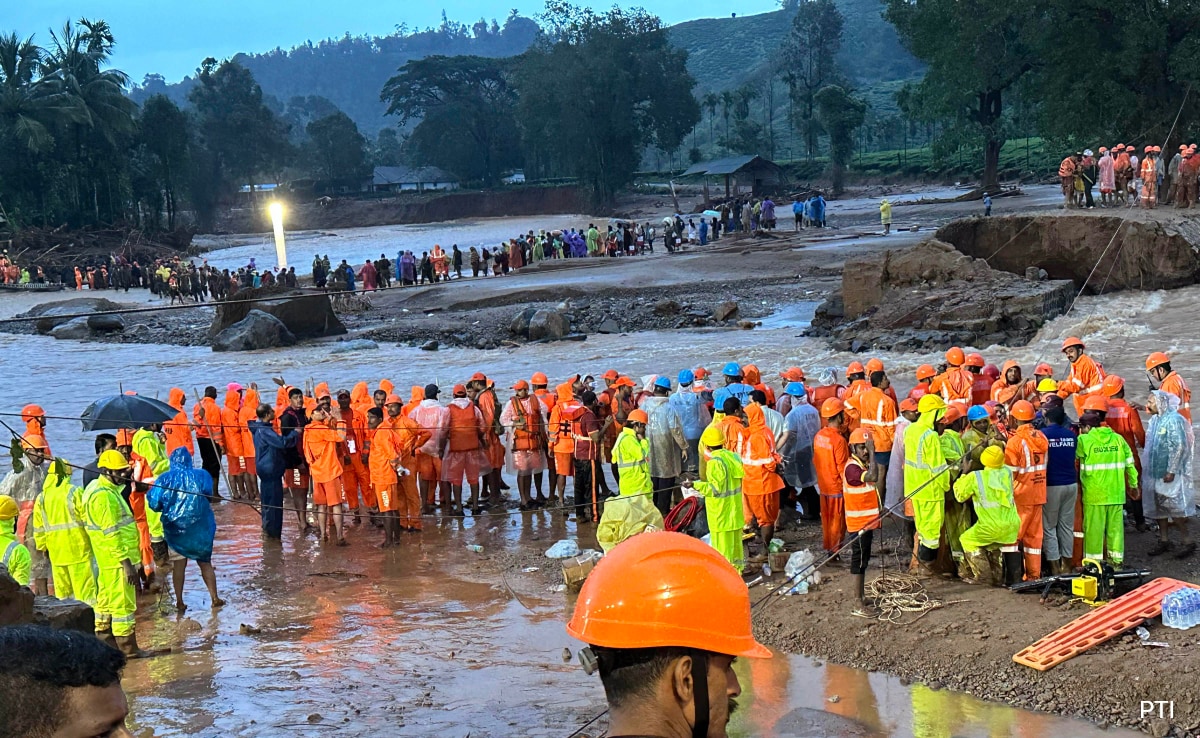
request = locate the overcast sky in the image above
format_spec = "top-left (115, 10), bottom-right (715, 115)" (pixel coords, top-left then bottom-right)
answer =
top-left (12, 1), bottom-right (779, 84)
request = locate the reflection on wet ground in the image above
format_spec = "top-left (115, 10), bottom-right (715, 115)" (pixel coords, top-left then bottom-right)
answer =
top-left (117, 503), bottom-right (1137, 738)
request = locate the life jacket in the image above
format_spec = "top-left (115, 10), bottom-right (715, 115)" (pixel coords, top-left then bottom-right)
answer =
top-left (551, 401), bottom-right (582, 454)
top-left (842, 456), bottom-right (881, 533)
top-left (446, 403), bottom-right (480, 452)
top-left (509, 397), bottom-right (543, 451)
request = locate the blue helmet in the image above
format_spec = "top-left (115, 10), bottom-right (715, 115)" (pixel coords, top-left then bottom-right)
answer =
top-left (678, 369), bottom-right (695, 385)
top-left (654, 376), bottom-right (672, 390)
top-left (967, 405), bottom-right (990, 422)
top-left (786, 382), bottom-right (806, 397)
top-left (722, 361), bottom-right (742, 377)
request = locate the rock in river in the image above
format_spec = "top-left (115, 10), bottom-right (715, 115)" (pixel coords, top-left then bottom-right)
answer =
top-left (211, 310), bottom-right (296, 352)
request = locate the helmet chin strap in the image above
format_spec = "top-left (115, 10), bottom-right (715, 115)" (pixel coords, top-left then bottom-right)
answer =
top-left (690, 651), bottom-right (709, 738)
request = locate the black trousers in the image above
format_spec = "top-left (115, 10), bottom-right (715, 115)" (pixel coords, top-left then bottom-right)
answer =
top-left (652, 476), bottom-right (675, 516)
top-left (197, 437), bottom-right (222, 497)
top-left (850, 529), bottom-right (874, 575)
top-left (573, 458), bottom-right (595, 517)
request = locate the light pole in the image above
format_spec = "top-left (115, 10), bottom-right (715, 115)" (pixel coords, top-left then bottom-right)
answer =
top-left (269, 201), bottom-right (287, 270)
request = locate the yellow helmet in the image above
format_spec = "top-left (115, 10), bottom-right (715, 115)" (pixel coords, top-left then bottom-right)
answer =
top-left (97, 450), bottom-right (130, 471)
top-left (917, 394), bottom-right (946, 414)
top-left (981, 446), bottom-right (1006, 469)
top-left (0, 495), bottom-right (17, 521)
top-left (1036, 378), bottom-right (1058, 392)
top-left (700, 424), bottom-right (725, 448)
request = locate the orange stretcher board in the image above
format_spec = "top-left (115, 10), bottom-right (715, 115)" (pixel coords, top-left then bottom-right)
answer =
top-left (1013, 577), bottom-right (1200, 671)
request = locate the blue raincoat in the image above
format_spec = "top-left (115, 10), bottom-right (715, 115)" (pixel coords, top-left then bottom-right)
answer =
top-left (147, 448), bottom-right (217, 563)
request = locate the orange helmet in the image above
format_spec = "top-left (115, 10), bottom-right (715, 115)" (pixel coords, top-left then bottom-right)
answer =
top-left (1145, 352), bottom-right (1171, 371)
top-left (601, 369), bottom-right (619, 382)
top-left (941, 405), bottom-right (964, 424)
top-left (20, 404), bottom-right (45, 423)
top-left (865, 358), bottom-right (884, 374)
top-left (945, 347), bottom-right (965, 366)
top-left (1082, 395), bottom-right (1110, 413)
top-left (1145, 145), bottom-right (1154, 153)
top-left (915, 364), bottom-right (936, 381)
top-left (385, 393), bottom-right (403, 405)
top-left (964, 353), bottom-right (985, 368)
top-left (694, 366), bottom-right (710, 380)
top-left (982, 364), bottom-right (1000, 380)
top-left (1101, 375), bottom-right (1125, 397)
top-left (849, 427), bottom-right (872, 445)
top-left (1061, 336), bottom-right (1085, 352)
top-left (846, 361), bottom-right (865, 377)
top-left (566, 531), bottom-right (771, 658)
top-left (626, 409), bottom-right (649, 425)
top-left (779, 366), bottom-right (806, 382)
top-left (1034, 362), bottom-right (1054, 377)
top-left (1010, 400), bottom-right (1036, 422)
top-left (820, 397), bottom-right (845, 418)
top-left (899, 398), bottom-right (919, 413)
top-left (532, 371), bottom-right (549, 385)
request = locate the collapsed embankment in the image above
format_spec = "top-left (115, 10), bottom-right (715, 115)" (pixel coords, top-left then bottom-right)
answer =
top-left (215, 186), bottom-right (594, 233)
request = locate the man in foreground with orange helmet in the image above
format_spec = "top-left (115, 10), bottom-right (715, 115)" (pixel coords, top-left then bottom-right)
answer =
top-left (567, 532), bottom-right (771, 738)
top-left (844, 428), bottom-right (881, 609)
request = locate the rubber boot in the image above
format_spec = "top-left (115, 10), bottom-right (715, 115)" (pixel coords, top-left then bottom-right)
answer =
top-left (115, 633), bottom-right (152, 659)
top-left (956, 557), bottom-right (972, 581)
top-left (986, 550), bottom-right (1004, 587)
top-left (961, 550), bottom-right (990, 585)
top-left (1002, 552), bottom-right (1024, 587)
top-left (96, 628), bottom-right (116, 648)
top-left (852, 573), bottom-right (865, 608)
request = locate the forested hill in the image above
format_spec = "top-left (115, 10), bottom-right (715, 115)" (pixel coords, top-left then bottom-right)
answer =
top-left (130, 2), bottom-right (922, 134)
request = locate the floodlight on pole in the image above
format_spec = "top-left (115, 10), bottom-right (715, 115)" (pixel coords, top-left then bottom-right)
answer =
top-left (269, 201), bottom-right (287, 269)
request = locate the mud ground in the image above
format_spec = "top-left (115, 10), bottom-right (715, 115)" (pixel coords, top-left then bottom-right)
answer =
top-left (757, 513), bottom-right (1200, 737)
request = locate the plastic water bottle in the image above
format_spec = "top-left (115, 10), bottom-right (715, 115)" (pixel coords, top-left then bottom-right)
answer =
top-left (466, 544), bottom-right (484, 553)
top-left (1162, 589), bottom-right (1200, 629)
top-left (762, 564), bottom-right (772, 578)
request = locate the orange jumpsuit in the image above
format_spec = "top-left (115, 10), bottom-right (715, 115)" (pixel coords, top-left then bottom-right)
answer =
top-left (401, 386), bottom-right (424, 418)
top-left (193, 396), bottom-right (224, 449)
top-left (1005, 425), bottom-right (1049, 579)
top-left (221, 390), bottom-right (244, 473)
top-left (1158, 371), bottom-right (1192, 423)
top-left (842, 379), bottom-right (871, 433)
top-left (237, 388), bottom-right (259, 476)
top-left (371, 416), bottom-right (431, 528)
top-left (1057, 354), bottom-right (1106, 416)
top-left (549, 384), bottom-right (579, 478)
top-left (164, 388), bottom-right (194, 454)
top-left (340, 407), bottom-right (375, 511)
top-left (930, 368), bottom-right (972, 408)
top-left (739, 405), bottom-right (784, 528)
top-left (813, 426), bottom-right (849, 553)
top-left (857, 387), bottom-right (898, 453)
top-left (990, 374), bottom-right (1037, 408)
top-left (476, 387), bottom-right (505, 473)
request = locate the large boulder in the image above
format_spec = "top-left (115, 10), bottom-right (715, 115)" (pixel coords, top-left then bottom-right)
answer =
top-left (329, 339), bottom-right (379, 354)
top-left (211, 310), bottom-right (297, 352)
top-left (30, 297), bottom-right (123, 334)
top-left (87, 313), bottom-right (125, 333)
top-left (50, 316), bottom-right (92, 340)
top-left (713, 301), bottom-right (739, 322)
top-left (209, 287), bottom-right (345, 340)
top-left (0, 570), bottom-right (34, 626)
top-left (32, 595), bottom-right (94, 633)
top-left (509, 307), bottom-right (539, 337)
top-left (527, 309), bottom-right (570, 341)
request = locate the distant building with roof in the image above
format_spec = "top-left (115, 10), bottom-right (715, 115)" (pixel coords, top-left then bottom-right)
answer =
top-left (680, 155), bottom-right (784, 197)
top-left (371, 166), bottom-right (460, 193)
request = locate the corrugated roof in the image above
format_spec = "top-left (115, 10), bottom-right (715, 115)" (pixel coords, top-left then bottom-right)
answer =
top-left (373, 165), bottom-right (459, 185)
top-left (681, 154), bottom-right (775, 177)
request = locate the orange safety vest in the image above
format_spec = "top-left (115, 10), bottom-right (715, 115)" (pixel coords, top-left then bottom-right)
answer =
top-left (931, 369), bottom-right (972, 406)
top-left (509, 397), bottom-right (543, 451)
top-left (1058, 354), bottom-right (1106, 416)
top-left (446, 403), bottom-right (481, 452)
top-left (857, 387), bottom-right (898, 452)
top-left (842, 456), bottom-right (881, 533)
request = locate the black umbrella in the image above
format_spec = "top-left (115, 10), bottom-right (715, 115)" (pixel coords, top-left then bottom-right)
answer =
top-left (80, 394), bottom-right (178, 432)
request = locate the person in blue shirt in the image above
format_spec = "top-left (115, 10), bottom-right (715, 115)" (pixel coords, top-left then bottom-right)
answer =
top-left (984, 194), bottom-right (993, 216)
top-left (698, 218), bottom-right (708, 246)
top-left (712, 363), bottom-right (754, 413)
top-left (792, 198), bottom-right (804, 231)
top-left (1040, 396), bottom-right (1078, 575)
top-left (249, 404), bottom-right (299, 540)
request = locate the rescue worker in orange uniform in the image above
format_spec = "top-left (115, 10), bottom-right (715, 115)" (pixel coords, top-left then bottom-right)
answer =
top-left (548, 382), bottom-right (582, 507)
top-left (532, 371), bottom-right (558, 496)
top-left (1146, 352), bottom-right (1191, 423)
top-left (907, 364), bottom-right (936, 402)
top-left (236, 386), bottom-right (260, 502)
top-left (439, 384), bottom-right (488, 516)
top-left (401, 385), bottom-right (424, 418)
top-left (20, 405), bottom-right (49, 452)
top-left (990, 360), bottom-right (1037, 410)
top-left (1033, 362), bottom-right (1055, 387)
top-left (192, 386), bottom-right (225, 499)
top-left (1102, 375), bottom-right (1147, 531)
top-left (739, 404), bottom-right (784, 562)
top-left (468, 373), bottom-right (506, 507)
top-left (1057, 336), bottom-right (1106, 416)
top-left (742, 364), bottom-right (776, 409)
top-left (1003, 400), bottom-right (1048, 580)
top-left (335, 389), bottom-right (375, 524)
top-left (964, 353), bottom-right (992, 406)
top-left (163, 388), bottom-right (194, 455)
top-left (857, 369), bottom-right (898, 503)
top-left (500, 379), bottom-right (548, 510)
top-left (372, 395), bottom-right (431, 545)
top-left (220, 384), bottom-right (246, 500)
top-left (303, 405), bottom-right (347, 545)
top-left (930, 347), bottom-right (973, 408)
top-left (842, 362), bottom-right (870, 432)
top-left (844, 427), bottom-right (882, 611)
top-left (814, 398), bottom-right (850, 555)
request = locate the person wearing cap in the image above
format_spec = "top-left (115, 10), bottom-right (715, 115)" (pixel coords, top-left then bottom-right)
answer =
top-left (439, 384), bottom-right (489, 516)
top-left (335, 389), bottom-right (374, 526)
top-left (1146, 351), bottom-right (1191, 423)
top-left (693, 424), bottom-right (746, 570)
top-left (467, 373), bottom-right (507, 508)
top-left (410, 384), bottom-right (449, 514)
top-left (990, 360), bottom-right (1037, 410)
top-left (712, 362), bottom-right (753, 415)
top-left (0, 494), bottom-right (31, 586)
top-left (304, 404), bottom-right (348, 545)
top-left (82, 449), bottom-right (145, 655)
top-left (1039, 395), bottom-right (1078, 575)
top-left (781, 382), bottom-right (820, 520)
top-left (611, 408), bottom-right (652, 500)
top-left (962, 353), bottom-right (989, 405)
top-left (1003, 400), bottom-right (1048, 580)
top-left (20, 404), bottom-right (49, 453)
top-left (379, 395), bottom-right (431, 541)
top-left (220, 384), bottom-right (247, 501)
top-left (163, 388), bottom-right (194, 455)
top-left (930, 347), bottom-right (973, 408)
top-left (814, 398), bottom-right (850, 555)
top-left (607, 376), bottom-right (638, 486)
top-left (844, 427), bottom-right (881, 608)
top-left (278, 386), bottom-right (312, 534)
top-left (1176, 146), bottom-right (1198, 208)
top-left (1076, 398), bottom-right (1138, 568)
top-left (1056, 336), bottom-right (1107, 417)
top-left (776, 367), bottom-right (806, 417)
top-left (192, 386), bottom-right (225, 499)
top-left (841, 361), bottom-right (869, 433)
top-left (249, 402), bottom-right (299, 540)
top-left (951, 446), bottom-right (1018, 586)
top-left (641, 376), bottom-right (687, 516)
top-left (905, 395), bottom-right (951, 576)
top-left (961, 405), bottom-right (1004, 473)
top-left (671, 369), bottom-right (713, 476)
top-left (500, 380), bottom-right (548, 511)
top-left (907, 364), bottom-right (936, 402)
top-left (1102, 375), bottom-right (1146, 532)
top-left (1058, 151), bottom-right (1080, 208)
top-left (566, 532), bottom-right (771, 738)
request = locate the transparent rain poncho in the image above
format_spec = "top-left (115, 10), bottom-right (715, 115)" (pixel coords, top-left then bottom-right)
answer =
top-left (1142, 390), bottom-right (1195, 520)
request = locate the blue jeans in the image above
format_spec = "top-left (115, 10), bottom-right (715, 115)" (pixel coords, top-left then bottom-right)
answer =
top-left (260, 475), bottom-right (284, 539)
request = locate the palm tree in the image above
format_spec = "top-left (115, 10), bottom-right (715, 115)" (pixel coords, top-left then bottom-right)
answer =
top-left (720, 90), bottom-right (734, 144)
top-left (0, 33), bottom-right (83, 154)
top-left (702, 92), bottom-right (719, 146)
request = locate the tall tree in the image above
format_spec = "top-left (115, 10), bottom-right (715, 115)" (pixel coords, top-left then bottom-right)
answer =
top-left (380, 55), bottom-right (521, 185)
top-left (814, 85), bottom-right (865, 195)
top-left (137, 95), bottom-right (189, 229)
top-left (702, 92), bottom-right (719, 146)
top-left (305, 111), bottom-right (369, 184)
top-left (515, 3), bottom-right (699, 205)
top-left (885, 0), bottom-right (1042, 192)
top-left (780, 0), bottom-right (844, 160)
